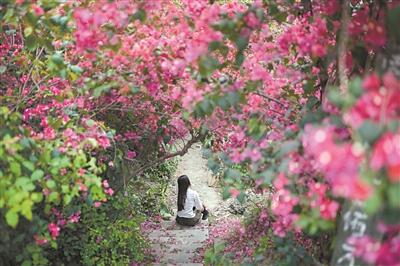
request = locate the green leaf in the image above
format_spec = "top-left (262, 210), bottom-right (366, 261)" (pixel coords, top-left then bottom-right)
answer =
top-left (51, 53), bottom-right (64, 65)
top-left (31, 169), bottom-right (44, 181)
top-left (217, 96), bottom-right (230, 110)
top-left (260, 170), bottom-right (275, 185)
top-left (327, 88), bottom-right (342, 107)
top-left (351, 45), bottom-right (368, 68)
top-left (31, 192), bottom-right (43, 203)
top-left (305, 96), bottom-right (319, 110)
top-left (85, 119), bottom-right (95, 127)
top-left (388, 184), bottom-right (400, 208)
top-left (226, 91), bottom-right (240, 106)
top-left (64, 194), bottom-right (72, 205)
top-left (16, 177), bottom-right (33, 189)
top-left (224, 168), bottom-right (242, 179)
top-left (348, 77), bottom-right (363, 98)
top-left (277, 141), bottom-right (299, 157)
top-left (0, 65), bottom-right (6, 74)
top-left (387, 6), bottom-right (400, 43)
top-left (22, 160), bottom-right (35, 171)
top-left (70, 65), bottom-right (83, 74)
top-left (303, 80), bottom-right (316, 96)
top-left (21, 199), bottom-right (33, 220)
top-left (48, 191), bottom-right (60, 203)
top-left (21, 260), bottom-right (32, 266)
top-left (24, 27), bottom-right (33, 36)
top-left (235, 52), bottom-right (245, 66)
top-left (237, 192), bottom-right (246, 204)
top-left (222, 186), bottom-right (231, 200)
top-left (10, 161), bottom-right (21, 176)
top-left (235, 36), bottom-right (249, 51)
top-left (199, 56), bottom-right (220, 78)
top-left (364, 191), bottom-right (382, 214)
top-left (46, 179), bottom-right (56, 189)
top-left (6, 210), bottom-right (19, 228)
top-left (132, 8), bottom-right (146, 22)
top-left (25, 35), bottom-right (38, 51)
top-left (358, 120), bottom-right (382, 144)
top-left (92, 82), bottom-right (117, 98)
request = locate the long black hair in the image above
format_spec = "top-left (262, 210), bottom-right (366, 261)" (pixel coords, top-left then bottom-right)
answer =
top-left (177, 175), bottom-right (191, 211)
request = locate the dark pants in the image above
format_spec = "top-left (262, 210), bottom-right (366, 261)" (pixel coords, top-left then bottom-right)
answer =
top-left (176, 212), bottom-right (202, 226)
top-left (176, 208), bottom-right (207, 226)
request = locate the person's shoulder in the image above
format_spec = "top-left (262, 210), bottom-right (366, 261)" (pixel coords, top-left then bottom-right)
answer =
top-left (188, 188), bottom-right (198, 196)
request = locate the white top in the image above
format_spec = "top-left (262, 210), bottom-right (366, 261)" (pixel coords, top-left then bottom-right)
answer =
top-left (176, 188), bottom-right (203, 218)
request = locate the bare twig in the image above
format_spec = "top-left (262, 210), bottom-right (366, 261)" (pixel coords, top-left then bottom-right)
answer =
top-left (254, 91), bottom-right (287, 107)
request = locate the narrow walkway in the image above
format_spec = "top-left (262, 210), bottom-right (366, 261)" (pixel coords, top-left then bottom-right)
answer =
top-left (149, 144), bottom-right (223, 265)
top-left (174, 144), bottom-right (221, 212)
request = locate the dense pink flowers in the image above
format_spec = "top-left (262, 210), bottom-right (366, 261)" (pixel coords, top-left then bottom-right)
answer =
top-left (303, 125), bottom-right (372, 200)
top-left (351, 232), bottom-right (400, 266)
top-left (271, 174), bottom-right (299, 236)
top-left (345, 73), bottom-right (400, 128)
top-left (307, 182), bottom-right (339, 220)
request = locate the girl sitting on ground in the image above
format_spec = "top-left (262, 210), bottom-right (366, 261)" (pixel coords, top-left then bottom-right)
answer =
top-left (176, 175), bottom-right (209, 226)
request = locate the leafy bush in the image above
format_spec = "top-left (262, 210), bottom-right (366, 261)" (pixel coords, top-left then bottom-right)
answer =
top-left (0, 106), bottom-right (106, 265)
top-left (50, 160), bottom-right (177, 265)
top-left (79, 195), bottom-right (147, 266)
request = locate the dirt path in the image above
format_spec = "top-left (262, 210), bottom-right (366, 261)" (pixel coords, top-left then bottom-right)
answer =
top-left (173, 144), bottom-right (223, 214)
top-left (148, 144), bottom-right (228, 265)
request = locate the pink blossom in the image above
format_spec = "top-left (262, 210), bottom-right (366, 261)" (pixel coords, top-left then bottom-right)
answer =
top-left (241, 148), bottom-right (262, 162)
top-left (371, 131), bottom-right (400, 182)
top-left (244, 12), bottom-right (260, 29)
top-left (274, 173), bottom-right (289, 190)
top-left (68, 211), bottom-right (81, 223)
top-left (105, 188), bottom-right (114, 196)
top-left (34, 235), bottom-right (48, 245)
top-left (364, 21), bottom-right (386, 47)
top-left (302, 125), bottom-right (372, 200)
top-left (48, 223), bottom-right (60, 240)
top-left (362, 73), bottom-right (381, 91)
top-left (43, 127), bottom-right (56, 140)
top-left (94, 201), bottom-right (102, 208)
top-left (126, 150), bottom-right (137, 159)
top-left (32, 4), bottom-right (44, 16)
top-left (78, 168), bottom-right (86, 176)
top-left (319, 199), bottom-right (339, 220)
top-left (230, 188), bottom-right (240, 198)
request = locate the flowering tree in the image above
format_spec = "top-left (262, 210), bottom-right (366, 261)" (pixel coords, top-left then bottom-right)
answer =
top-left (1, 0), bottom-right (399, 265)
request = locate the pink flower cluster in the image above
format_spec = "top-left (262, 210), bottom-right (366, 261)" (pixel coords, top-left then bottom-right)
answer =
top-left (303, 125), bottom-right (371, 200)
top-left (350, 223), bottom-right (400, 266)
top-left (371, 131), bottom-right (400, 183)
top-left (48, 223), bottom-right (60, 240)
top-left (73, 1), bottom-right (135, 52)
top-left (344, 72), bottom-right (400, 128)
top-left (307, 182), bottom-right (339, 220)
top-left (271, 174), bottom-right (299, 237)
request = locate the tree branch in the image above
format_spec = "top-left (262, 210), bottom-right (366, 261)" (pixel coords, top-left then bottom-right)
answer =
top-left (114, 131), bottom-right (204, 193)
top-left (254, 92), bottom-right (287, 107)
top-left (338, 0), bottom-right (350, 93)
